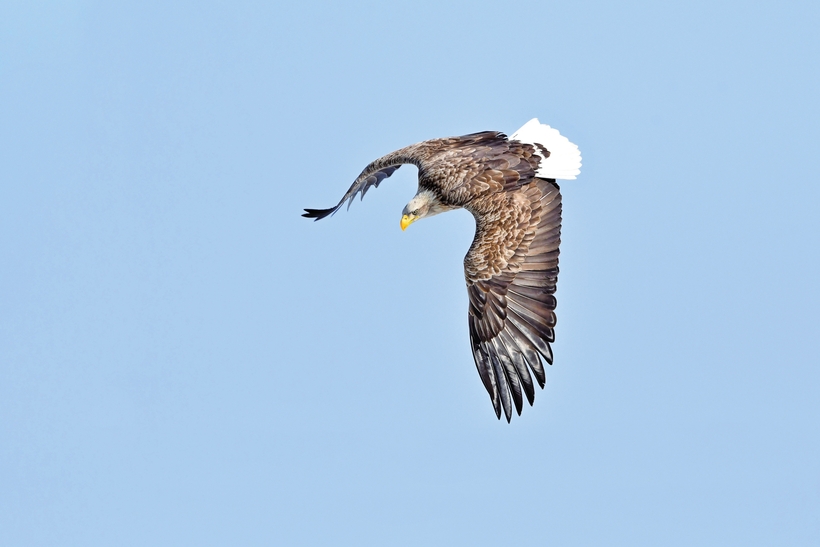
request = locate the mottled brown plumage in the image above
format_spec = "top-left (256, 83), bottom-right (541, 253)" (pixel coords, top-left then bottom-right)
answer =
top-left (304, 122), bottom-right (578, 421)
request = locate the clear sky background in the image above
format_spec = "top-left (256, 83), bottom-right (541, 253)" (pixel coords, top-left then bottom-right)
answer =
top-left (2, 1), bottom-right (819, 545)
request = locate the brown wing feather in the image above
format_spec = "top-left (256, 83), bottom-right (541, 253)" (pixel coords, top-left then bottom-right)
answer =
top-left (464, 179), bottom-right (561, 421)
top-left (303, 130), bottom-right (546, 219)
top-left (301, 140), bottom-right (429, 220)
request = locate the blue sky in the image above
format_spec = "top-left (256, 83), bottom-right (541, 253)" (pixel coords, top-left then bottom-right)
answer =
top-left (2, 1), bottom-right (819, 545)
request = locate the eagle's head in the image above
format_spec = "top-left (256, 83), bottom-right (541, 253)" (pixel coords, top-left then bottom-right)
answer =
top-left (400, 189), bottom-right (452, 230)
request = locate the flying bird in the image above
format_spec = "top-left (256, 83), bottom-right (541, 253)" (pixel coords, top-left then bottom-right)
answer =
top-left (303, 119), bottom-right (581, 421)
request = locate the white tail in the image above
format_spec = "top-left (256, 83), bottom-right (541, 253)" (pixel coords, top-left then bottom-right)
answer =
top-left (510, 118), bottom-right (582, 180)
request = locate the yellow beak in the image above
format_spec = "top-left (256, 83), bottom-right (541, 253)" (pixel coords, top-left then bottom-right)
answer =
top-left (400, 214), bottom-right (417, 231)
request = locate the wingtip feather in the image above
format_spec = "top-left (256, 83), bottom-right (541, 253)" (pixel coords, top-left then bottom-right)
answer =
top-left (302, 207), bottom-right (336, 220)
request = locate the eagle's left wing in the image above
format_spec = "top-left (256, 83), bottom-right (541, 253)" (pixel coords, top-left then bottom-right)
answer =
top-left (464, 179), bottom-right (561, 421)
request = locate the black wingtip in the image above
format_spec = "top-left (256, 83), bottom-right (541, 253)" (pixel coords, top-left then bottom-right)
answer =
top-left (302, 207), bottom-right (335, 221)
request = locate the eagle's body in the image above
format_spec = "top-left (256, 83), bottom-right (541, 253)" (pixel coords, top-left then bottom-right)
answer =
top-left (304, 119), bottom-right (581, 421)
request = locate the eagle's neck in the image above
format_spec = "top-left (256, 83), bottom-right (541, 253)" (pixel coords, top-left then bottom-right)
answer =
top-left (419, 189), bottom-right (458, 218)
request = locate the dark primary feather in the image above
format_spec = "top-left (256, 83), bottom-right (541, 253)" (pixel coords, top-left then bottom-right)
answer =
top-left (302, 165), bottom-right (402, 220)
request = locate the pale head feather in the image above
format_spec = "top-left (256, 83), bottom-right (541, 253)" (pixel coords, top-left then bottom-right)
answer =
top-left (402, 189), bottom-right (455, 219)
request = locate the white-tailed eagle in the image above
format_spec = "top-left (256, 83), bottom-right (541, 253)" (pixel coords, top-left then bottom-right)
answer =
top-left (304, 119), bottom-right (582, 421)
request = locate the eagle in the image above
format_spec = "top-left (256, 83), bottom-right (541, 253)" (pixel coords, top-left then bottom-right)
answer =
top-left (303, 119), bottom-right (582, 421)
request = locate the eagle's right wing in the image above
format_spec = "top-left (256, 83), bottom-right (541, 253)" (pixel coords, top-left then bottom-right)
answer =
top-left (302, 162), bottom-right (405, 220)
top-left (302, 131), bottom-right (522, 220)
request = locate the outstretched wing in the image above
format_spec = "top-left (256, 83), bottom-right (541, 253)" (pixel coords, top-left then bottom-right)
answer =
top-left (302, 165), bottom-right (402, 220)
top-left (302, 142), bottom-right (433, 220)
top-left (464, 179), bottom-right (561, 421)
top-left (302, 131), bottom-right (535, 220)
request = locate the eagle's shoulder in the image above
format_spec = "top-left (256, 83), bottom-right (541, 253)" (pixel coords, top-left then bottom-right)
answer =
top-left (417, 131), bottom-right (542, 203)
